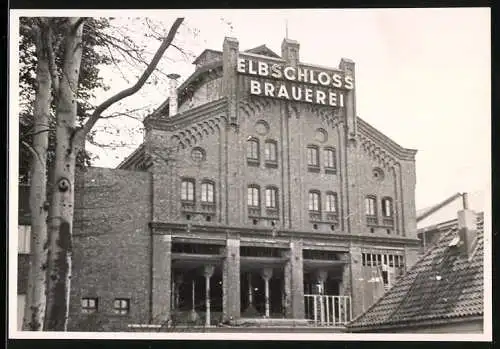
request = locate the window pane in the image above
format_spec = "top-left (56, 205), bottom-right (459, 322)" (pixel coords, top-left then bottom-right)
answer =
top-left (248, 140), bottom-right (259, 159)
top-left (266, 188), bottom-right (277, 208)
top-left (309, 192), bottom-right (319, 211)
top-left (181, 181), bottom-right (187, 200)
top-left (208, 184), bottom-right (214, 202)
top-left (325, 149), bottom-right (335, 167)
top-left (248, 187), bottom-right (259, 207)
top-left (266, 142), bottom-right (276, 161)
top-left (308, 147), bottom-right (318, 165)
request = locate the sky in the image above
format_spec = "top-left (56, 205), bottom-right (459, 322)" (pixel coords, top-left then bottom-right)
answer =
top-left (16, 8), bottom-right (491, 212)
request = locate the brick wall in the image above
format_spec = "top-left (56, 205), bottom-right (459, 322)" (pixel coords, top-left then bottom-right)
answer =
top-left (68, 167), bottom-right (152, 331)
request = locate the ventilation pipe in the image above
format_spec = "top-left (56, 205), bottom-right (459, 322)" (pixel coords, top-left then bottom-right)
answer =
top-left (457, 192), bottom-right (478, 258)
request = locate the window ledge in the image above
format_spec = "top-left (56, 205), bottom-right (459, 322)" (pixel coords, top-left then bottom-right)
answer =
top-left (247, 159), bottom-right (260, 167)
top-left (325, 167), bottom-right (337, 174)
top-left (265, 161), bottom-right (278, 168)
top-left (307, 165), bottom-right (321, 173)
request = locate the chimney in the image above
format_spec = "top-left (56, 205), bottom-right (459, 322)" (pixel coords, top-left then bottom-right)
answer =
top-left (457, 192), bottom-right (478, 258)
top-left (167, 73), bottom-right (181, 117)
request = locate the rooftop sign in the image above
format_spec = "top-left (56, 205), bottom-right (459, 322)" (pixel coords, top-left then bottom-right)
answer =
top-left (237, 58), bottom-right (354, 108)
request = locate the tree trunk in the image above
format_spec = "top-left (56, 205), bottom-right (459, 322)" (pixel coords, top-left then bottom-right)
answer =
top-left (23, 21), bottom-right (51, 331)
top-left (44, 18), bottom-right (84, 331)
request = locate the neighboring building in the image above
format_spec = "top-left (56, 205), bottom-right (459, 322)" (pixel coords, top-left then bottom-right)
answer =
top-left (347, 204), bottom-right (484, 333)
top-left (17, 185), bottom-right (31, 330)
top-left (416, 191), bottom-right (485, 252)
top-left (17, 37), bottom-right (422, 331)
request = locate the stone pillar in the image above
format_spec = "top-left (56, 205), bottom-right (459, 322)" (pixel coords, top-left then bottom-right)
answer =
top-left (222, 238), bottom-right (240, 322)
top-left (288, 240), bottom-right (305, 319)
top-left (261, 268), bottom-right (273, 318)
top-left (281, 250), bottom-right (292, 318)
top-left (189, 279), bottom-right (199, 322)
top-left (151, 234), bottom-right (172, 324)
top-left (339, 58), bottom-right (356, 140)
top-left (222, 37), bottom-right (239, 126)
top-left (204, 265), bottom-right (215, 327)
top-left (174, 274), bottom-right (183, 310)
top-left (349, 246), bottom-right (365, 318)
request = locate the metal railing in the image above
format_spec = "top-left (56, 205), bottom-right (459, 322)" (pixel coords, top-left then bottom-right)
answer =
top-left (304, 295), bottom-right (352, 327)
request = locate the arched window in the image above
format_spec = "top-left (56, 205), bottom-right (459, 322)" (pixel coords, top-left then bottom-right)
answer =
top-left (201, 180), bottom-right (215, 203)
top-left (265, 140), bottom-right (277, 162)
top-left (325, 192), bottom-right (338, 212)
top-left (307, 145), bottom-right (319, 167)
top-left (309, 190), bottom-right (321, 211)
top-left (181, 178), bottom-right (195, 201)
top-left (265, 186), bottom-right (278, 209)
top-left (247, 185), bottom-right (260, 207)
top-left (365, 195), bottom-right (377, 216)
top-left (247, 138), bottom-right (260, 161)
top-left (382, 197), bottom-right (393, 217)
top-left (324, 147), bottom-right (336, 170)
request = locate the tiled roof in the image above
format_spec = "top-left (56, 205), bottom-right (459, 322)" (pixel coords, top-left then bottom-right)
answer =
top-left (348, 213), bottom-right (484, 331)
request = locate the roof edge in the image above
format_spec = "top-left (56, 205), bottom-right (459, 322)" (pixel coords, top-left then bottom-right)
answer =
top-left (357, 117), bottom-right (418, 161)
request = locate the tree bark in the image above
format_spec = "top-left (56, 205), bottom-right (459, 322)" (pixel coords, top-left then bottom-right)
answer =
top-left (22, 20), bottom-right (51, 331)
top-left (44, 18), bottom-right (84, 331)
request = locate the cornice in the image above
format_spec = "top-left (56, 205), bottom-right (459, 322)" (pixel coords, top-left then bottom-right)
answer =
top-left (149, 221), bottom-right (421, 247)
top-left (238, 96), bottom-right (344, 130)
top-left (357, 117), bottom-right (417, 161)
top-left (144, 97), bottom-right (228, 132)
top-left (116, 144), bottom-right (146, 170)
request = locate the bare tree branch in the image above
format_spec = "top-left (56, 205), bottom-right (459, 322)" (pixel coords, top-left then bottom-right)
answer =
top-left (22, 140), bottom-right (43, 165)
top-left (75, 17), bottom-right (184, 143)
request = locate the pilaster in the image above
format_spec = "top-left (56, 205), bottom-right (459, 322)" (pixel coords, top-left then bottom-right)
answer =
top-left (289, 239), bottom-right (305, 319)
top-left (222, 238), bottom-right (241, 321)
top-left (151, 234), bottom-right (172, 324)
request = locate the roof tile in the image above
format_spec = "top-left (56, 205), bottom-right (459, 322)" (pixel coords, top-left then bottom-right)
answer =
top-left (348, 213), bottom-right (484, 330)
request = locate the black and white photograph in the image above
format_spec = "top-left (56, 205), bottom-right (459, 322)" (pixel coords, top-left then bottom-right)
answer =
top-left (8, 8), bottom-right (491, 341)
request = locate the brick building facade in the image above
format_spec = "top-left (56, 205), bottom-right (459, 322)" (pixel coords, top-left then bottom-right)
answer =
top-left (17, 37), bottom-right (421, 331)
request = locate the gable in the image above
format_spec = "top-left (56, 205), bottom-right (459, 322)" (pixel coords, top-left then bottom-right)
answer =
top-left (244, 44), bottom-right (281, 59)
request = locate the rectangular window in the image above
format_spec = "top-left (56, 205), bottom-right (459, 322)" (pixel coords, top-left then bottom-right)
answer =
top-left (17, 294), bottom-right (26, 330)
top-left (201, 182), bottom-right (214, 203)
top-left (247, 187), bottom-right (260, 207)
top-left (18, 225), bottom-right (31, 254)
top-left (81, 297), bottom-right (98, 314)
top-left (367, 254), bottom-right (372, 266)
top-left (113, 298), bottom-right (130, 315)
top-left (265, 142), bottom-right (277, 162)
top-left (325, 193), bottom-right (337, 212)
top-left (265, 188), bottom-right (277, 208)
top-left (247, 139), bottom-right (259, 160)
top-left (382, 198), bottom-right (393, 217)
top-left (307, 146), bottom-right (319, 166)
top-left (324, 148), bottom-right (336, 168)
top-left (309, 192), bottom-right (320, 211)
top-left (365, 197), bottom-right (376, 216)
top-left (181, 180), bottom-right (195, 201)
